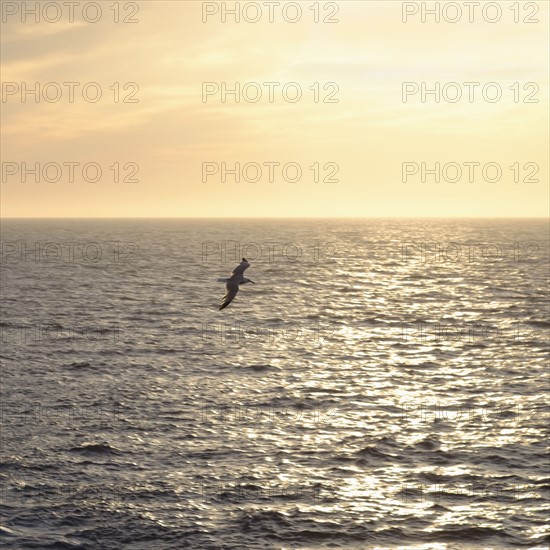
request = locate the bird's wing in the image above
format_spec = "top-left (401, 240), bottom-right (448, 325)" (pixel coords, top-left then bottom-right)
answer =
top-left (231, 258), bottom-right (250, 277)
top-left (219, 280), bottom-right (240, 310)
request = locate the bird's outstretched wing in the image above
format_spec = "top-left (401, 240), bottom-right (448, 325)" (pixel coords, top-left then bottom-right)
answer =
top-left (230, 258), bottom-right (250, 277)
top-left (219, 280), bottom-right (239, 310)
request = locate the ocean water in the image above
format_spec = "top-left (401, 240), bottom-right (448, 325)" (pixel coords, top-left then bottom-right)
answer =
top-left (0, 218), bottom-right (548, 550)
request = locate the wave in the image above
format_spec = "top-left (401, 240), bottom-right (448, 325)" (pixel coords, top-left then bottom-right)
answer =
top-left (68, 443), bottom-right (122, 455)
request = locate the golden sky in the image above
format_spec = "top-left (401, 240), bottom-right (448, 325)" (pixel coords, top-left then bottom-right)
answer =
top-left (1, 0), bottom-right (548, 217)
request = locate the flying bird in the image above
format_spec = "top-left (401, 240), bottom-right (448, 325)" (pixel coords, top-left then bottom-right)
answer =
top-left (217, 258), bottom-right (255, 310)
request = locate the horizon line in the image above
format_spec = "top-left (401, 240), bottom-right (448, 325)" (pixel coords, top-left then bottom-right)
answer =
top-left (1, 216), bottom-right (548, 221)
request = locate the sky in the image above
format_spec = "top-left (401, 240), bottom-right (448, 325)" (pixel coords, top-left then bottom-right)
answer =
top-left (1, 0), bottom-right (548, 218)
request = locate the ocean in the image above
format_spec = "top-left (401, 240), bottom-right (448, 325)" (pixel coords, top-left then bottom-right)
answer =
top-left (1, 218), bottom-right (548, 549)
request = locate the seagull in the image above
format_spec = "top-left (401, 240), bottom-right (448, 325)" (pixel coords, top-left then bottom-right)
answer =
top-left (217, 258), bottom-right (255, 310)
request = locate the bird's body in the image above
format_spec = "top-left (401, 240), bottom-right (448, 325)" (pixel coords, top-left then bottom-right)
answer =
top-left (217, 258), bottom-right (255, 310)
